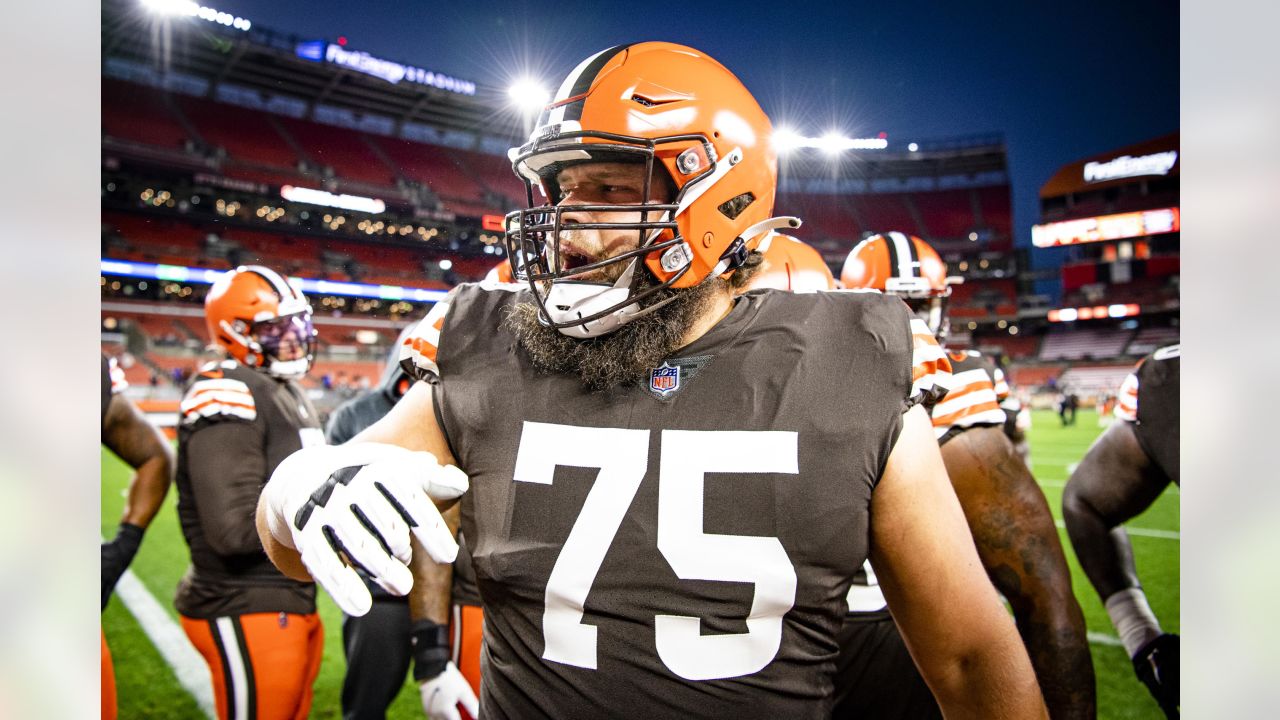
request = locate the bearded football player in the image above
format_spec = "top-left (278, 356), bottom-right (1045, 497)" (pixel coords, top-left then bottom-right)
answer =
top-left (1064, 344), bottom-right (1180, 718)
top-left (255, 42), bottom-right (1046, 719)
top-left (175, 266), bottom-right (327, 720)
top-left (838, 232), bottom-right (1095, 720)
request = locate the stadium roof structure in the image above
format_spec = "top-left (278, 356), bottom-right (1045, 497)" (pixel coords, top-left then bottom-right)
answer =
top-left (102, 0), bottom-right (527, 144)
top-left (1040, 132), bottom-right (1179, 200)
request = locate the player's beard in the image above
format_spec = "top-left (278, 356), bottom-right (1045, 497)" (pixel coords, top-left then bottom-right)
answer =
top-left (503, 271), bottom-right (724, 392)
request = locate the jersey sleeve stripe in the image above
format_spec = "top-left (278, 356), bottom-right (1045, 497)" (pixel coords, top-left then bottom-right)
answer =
top-left (907, 317), bottom-right (952, 404)
top-left (1115, 372), bottom-right (1140, 422)
top-left (932, 384), bottom-right (1001, 419)
top-left (400, 301), bottom-right (449, 381)
top-left (932, 406), bottom-right (1009, 437)
top-left (181, 397), bottom-right (257, 424)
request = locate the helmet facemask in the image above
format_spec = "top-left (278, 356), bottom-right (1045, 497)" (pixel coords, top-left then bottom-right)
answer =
top-left (233, 305), bottom-right (316, 379)
top-left (901, 294), bottom-right (951, 346)
top-left (505, 131), bottom-right (742, 338)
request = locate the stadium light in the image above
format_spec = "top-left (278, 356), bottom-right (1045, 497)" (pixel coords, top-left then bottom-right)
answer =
top-left (772, 127), bottom-right (804, 154)
top-left (507, 79), bottom-right (550, 113)
top-left (819, 132), bottom-right (849, 155)
top-left (438, 259), bottom-right (454, 271)
top-left (140, 0), bottom-right (251, 30)
top-left (908, 142), bottom-right (919, 152)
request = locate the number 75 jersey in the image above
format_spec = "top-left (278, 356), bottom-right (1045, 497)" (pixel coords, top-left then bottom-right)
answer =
top-left (402, 284), bottom-right (950, 719)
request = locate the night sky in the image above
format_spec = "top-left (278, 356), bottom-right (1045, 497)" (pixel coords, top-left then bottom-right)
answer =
top-left (206, 0), bottom-right (1179, 253)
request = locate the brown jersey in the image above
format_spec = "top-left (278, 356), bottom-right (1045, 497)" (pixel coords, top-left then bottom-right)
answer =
top-left (400, 283), bottom-right (950, 719)
top-left (174, 360), bottom-right (324, 618)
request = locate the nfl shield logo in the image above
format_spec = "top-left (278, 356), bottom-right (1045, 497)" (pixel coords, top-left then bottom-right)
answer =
top-left (649, 362), bottom-right (681, 397)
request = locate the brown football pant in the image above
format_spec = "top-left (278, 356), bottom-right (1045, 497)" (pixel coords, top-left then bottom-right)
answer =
top-left (181, 612), bottom-right (323, 720)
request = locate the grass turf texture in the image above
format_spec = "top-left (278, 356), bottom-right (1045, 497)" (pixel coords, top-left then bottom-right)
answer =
top-left (102, 408), bottom-right (1178, 718)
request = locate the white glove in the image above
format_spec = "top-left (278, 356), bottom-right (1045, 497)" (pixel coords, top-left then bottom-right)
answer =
top-left (419, 662), bottom-right (479, 720)
top-left (261, 442), bottom-right (469, 616)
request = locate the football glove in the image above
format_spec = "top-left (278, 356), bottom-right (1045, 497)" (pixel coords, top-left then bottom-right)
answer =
top-left (1132, 632), bottom-right (1179, 718)
top-left (101, 522), bottom-right (144, 611)
top-left (261, 442), bottom-right (468, 617)
top-left (419, 662), bottom-right (479, 720)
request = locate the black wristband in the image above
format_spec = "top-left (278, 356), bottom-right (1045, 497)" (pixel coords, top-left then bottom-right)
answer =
top-left (116, 522), bottom-right (145, 553)
top-left (410, 619), bottom-right (451, 681)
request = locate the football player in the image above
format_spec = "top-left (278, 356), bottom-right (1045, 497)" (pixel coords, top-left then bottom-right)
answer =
top-left (174, 266), bottom-right (326, 720)
top-left (838, 232), bottom-right (1094, 719)
top-left (256, 42), bottom-right (1046, 719)
top-left (101, 355), bottom-right (175, 720)
top-left (326, 327), bottom-right (479, 720)
top-left (1063, 344), bottom-right (1180, 718)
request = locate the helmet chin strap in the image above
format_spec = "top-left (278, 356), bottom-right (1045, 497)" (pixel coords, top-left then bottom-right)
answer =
top-left (709, 216), bottom-right (802, 276)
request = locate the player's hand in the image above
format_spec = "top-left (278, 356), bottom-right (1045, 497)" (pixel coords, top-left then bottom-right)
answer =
top-left (260, 442), bottom-right (468, 616)
top-left (419, 663), bottom-right (479, 720)
top-left (1132, 632), bottom-right (1179, 718)
top-left (101, 522), bottom-right (144, 611)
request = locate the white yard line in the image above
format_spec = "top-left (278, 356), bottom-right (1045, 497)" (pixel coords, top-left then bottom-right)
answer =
top-left (113, 570), bottom-right (217, 719)
top-left (1052, 519), bottom-right (1180, 540)
top-left (1087, 631), bottom-right (1123, 647)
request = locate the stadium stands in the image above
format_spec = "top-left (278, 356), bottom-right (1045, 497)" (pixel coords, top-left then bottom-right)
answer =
top-left (1039, 327), bottom-right (1134, 361)
top-left (849, 193), bottom-right (920, 237)
top-left (175, 94), bottom-right (303, 169)
top-left (1007, 365), bottom-right (1063, 389)
top-left (1125, 325), bottom-right (1179, 356)
top-left (101, 79), bottom-right (191, 150)
top-left (1055, 365), bottom-right (1133, 397)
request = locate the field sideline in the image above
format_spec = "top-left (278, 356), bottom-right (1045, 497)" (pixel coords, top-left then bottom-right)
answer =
top-left (101, 408), bottom-right (1179, 718)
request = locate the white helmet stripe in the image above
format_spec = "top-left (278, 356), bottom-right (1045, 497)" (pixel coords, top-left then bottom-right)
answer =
top-left (243, 265), bottom-right (296, 300)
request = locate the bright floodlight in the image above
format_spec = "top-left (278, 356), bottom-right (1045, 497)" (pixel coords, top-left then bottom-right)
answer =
top-left (819, 132), bottom-right (850, 155)
top-left (908, 142), bottom-right (919, 152)
top-left (773, 127), bottom-right (803, 154)
top-left (508, 79), bottom-right (550, 113)
top-left (438, 259), bottom-right (454, 271)
top-left (141, 0), bottom-right (197, 15)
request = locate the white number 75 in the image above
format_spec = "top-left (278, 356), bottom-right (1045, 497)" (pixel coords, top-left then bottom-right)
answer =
top-left (512, 421), bottom-right (798, 681)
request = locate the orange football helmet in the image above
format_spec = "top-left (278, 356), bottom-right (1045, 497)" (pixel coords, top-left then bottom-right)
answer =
top-left (841, 232), bottom-right (957, 341)
top-left (504, 41), bottom-right (796, 337)
top-left (204, 265), bottom-right (316, 378)
top-left (744, 234), bottom-right (835, 292)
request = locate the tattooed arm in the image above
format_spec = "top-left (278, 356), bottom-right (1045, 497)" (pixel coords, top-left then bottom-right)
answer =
top-left (941, 425), bottom-right (1096, 720)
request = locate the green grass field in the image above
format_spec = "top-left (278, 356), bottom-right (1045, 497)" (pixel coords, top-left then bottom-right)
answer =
top-left (102, 408), bottom-right (1178, 718)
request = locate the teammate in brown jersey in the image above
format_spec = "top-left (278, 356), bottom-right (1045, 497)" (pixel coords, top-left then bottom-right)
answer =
top-left (101, 355), bottom-right (175, 720)
top-left (1064, 344), bottom-right (1180, 718)
top-left (257, 42), bottom-right (1046, 720)
top-left (838, 232), bottom-right (1094, 720)
top-left (175, 265), bottom-right (326, 720)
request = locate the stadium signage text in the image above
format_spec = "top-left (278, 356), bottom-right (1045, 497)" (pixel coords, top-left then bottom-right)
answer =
top-left (295, 41), bottom-right (476, 95)
top-left (1083, 151), bottom-right (1177, 183)
top-left (1031, 207), bottom-right (1179, 248)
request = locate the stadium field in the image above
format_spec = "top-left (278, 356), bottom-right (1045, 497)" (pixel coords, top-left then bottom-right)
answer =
top-left (101, 407), bottom-right (1178, 718)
